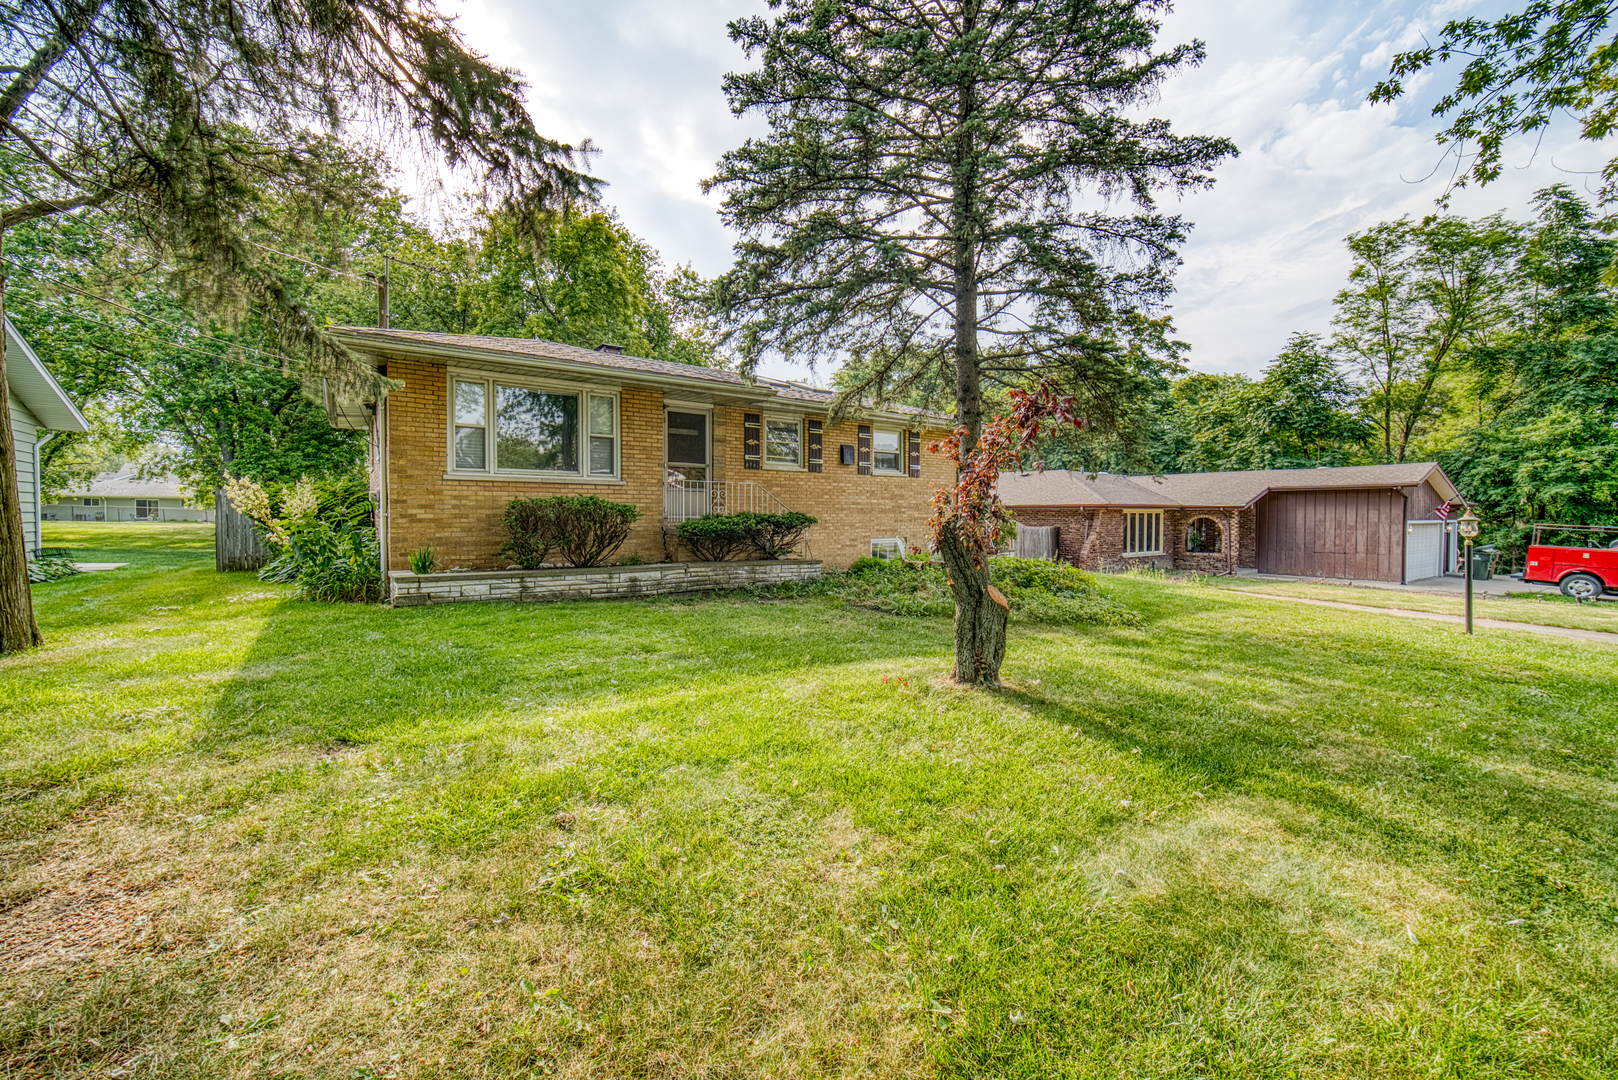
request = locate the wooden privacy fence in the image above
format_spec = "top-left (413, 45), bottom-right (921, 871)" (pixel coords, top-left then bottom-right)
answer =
top-left (215, 488), bottom-right (268, 571)
top-left (1012, 525), bottom-right (1058, 561)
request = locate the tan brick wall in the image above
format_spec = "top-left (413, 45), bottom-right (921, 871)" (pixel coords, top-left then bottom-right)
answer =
top-left (376, 355), bottom-right (955, 570)
top-left (710, 408), bottom-right (953, 567)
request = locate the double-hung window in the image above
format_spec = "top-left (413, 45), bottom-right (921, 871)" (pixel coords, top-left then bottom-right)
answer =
top-left (1122, 511), bottom-right (1163, 556)
top-left (872, 429), bottom-right (904, 474)
top-left (764, 416), bottom-right (801, 468)
top-left (451, 375), bottom-right (618, 479)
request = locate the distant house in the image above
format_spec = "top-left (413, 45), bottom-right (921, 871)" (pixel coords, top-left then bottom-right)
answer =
top-left (319, 329), bottom-right (955, 583)
top-left (1001, 463), bottom-right (1464, 584)
top-left (6, 319), bottom-right (88, 555)
top-left (43, 472), bottom-right (212, 523)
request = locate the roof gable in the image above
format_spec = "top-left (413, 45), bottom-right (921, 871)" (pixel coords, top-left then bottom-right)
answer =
top-left (5, 319), bottom-right (88, 433)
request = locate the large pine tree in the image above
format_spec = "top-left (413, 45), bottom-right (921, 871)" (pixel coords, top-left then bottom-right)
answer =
top-left (705, 0), bottom-right (1235, 684)
top-left (0, 0), bottom-right (596, 652)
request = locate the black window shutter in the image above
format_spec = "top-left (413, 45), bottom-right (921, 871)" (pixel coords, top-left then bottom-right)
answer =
top-left (806, 418), bottom-right (823, 473)
top-left (907, 429), bottom-right (921, 477)
top-left (857, 424), bottom-right (872, 475)
top-left (743, 413), bottom-right (761, 470)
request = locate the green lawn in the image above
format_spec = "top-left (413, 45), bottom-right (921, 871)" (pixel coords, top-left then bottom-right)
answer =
top-left (3, 523), bottom-right (1615, 1078)
top-left (1209, 573), bottom-right (1618, 634)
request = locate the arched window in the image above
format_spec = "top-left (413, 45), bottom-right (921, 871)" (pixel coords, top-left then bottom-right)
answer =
top-left (1186, 516), bottom-right (1223, 554)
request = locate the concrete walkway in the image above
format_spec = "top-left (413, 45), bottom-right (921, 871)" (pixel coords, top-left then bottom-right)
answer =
top-left (1239, 591), bottom-right (1618, 645)
top-left (1241, 570), bottom-right (1572, 599)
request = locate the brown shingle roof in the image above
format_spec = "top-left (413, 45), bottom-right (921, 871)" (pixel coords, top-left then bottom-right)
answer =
top-left (330, 328), bottom-right (954, 425)
top-left (1001, 463), bottom-right (1458, 509)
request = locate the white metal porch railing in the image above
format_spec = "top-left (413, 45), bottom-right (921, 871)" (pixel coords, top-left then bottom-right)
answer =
top-left (663, 479), bottom-right (795, 522)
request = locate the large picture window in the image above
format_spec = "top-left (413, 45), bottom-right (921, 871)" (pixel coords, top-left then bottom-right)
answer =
top-left (449, 374), bottom-right (618, 480)
top-left (1123, 511), bottom-right (1163, 556)
top-left (764, 416), bottom-right (801, 467)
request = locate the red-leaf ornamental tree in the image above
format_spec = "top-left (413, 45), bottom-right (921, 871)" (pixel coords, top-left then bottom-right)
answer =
top-left (0, 0), bottom-right (597, 652)
top-left (929, 381), bottom-right (1081, 685)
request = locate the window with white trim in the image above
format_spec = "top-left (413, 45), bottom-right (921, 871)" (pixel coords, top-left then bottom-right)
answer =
top-left (764, 416), bottom-right (801, 467)
top-left (1122, 511), bottom-right (1163, 556)
top-left (450, 374), bottom-right (618, 479)
top-left (872, 429), bottom-right (903, 474)
top-left (871, 537), bottom-right (905, 560)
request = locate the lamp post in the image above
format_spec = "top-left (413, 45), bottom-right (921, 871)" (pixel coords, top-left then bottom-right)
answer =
top-left (1458, 508), bottom-right (1481, 634)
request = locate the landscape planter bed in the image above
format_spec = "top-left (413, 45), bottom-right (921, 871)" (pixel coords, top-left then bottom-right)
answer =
top-left (388, 559), bottom-right (822, 606)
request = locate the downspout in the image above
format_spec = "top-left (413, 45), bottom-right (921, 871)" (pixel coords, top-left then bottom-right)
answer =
top-left (32, 429), bottom-right (53, 557)
top-left (377, 397), bottom-right (390, 601)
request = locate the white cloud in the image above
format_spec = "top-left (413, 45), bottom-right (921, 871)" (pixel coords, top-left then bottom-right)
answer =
top-left (439, 0), bottom-right (1612, 381)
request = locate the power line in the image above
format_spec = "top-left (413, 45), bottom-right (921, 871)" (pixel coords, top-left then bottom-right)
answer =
top-left (8, 266), bottom-right (305, 374)
top-left (5, 166), bottom-right (376, 284)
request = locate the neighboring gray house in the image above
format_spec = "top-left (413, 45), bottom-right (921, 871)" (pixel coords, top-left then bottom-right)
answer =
top-left (43, 471), bottom-right (211, 523)
top-left (6, 318), bottom-right (89, 555)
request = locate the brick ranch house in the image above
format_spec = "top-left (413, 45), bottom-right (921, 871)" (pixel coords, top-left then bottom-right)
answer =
top-left (1001, 462), bottom-right (1464, 584)
top-left (322, 329), bottom-right (956, 576)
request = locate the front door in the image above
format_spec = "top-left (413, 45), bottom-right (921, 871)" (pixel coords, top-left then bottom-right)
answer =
top-left (665, 410), bottom-right (709, 482)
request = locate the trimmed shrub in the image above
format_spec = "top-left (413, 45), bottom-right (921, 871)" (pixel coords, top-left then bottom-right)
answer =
top-left (501, 498), bottom-right (566, 568)
top-left (677, 514), bottom-right (753, 562)
top-left (677, 511), bottom-right (819, 561)
top-left (738, 511), bottom-right (817, 559)
top-left (503, 495), bottom-right (641, 568)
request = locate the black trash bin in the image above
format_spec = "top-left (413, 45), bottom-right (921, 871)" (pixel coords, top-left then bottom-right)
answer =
top-left (1471, 545), bottom-right (1497, 581)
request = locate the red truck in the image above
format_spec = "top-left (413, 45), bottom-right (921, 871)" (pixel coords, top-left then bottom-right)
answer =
top-left (1522, 524), bottom-right (1618, 598)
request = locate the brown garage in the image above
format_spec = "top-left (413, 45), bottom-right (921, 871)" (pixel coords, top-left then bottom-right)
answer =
top-left (1001, 462), bottom-right (1463, 584)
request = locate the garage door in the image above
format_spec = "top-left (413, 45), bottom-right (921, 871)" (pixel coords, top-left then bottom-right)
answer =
top-left (1255, 489), bottom-right (1406, 581)
top-left (1404, 521), bottom-right (1444, 583)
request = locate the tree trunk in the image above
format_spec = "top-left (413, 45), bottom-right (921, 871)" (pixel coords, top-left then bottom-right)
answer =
top-left (0, 237), bottom-right (43, 653)
top-left (942, 69), bottom-right (1006, 686)
top-left (938, 524), bottom-right (1007, 686)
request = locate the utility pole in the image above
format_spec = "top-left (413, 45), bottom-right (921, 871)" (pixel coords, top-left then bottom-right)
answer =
top-left (378, 255), bottom-right (390, 329)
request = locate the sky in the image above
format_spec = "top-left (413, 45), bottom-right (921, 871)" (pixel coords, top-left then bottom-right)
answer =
top-left (444, 0), bottom-right (1606, 381)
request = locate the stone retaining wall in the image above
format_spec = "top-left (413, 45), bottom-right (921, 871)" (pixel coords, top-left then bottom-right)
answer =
top-left (388, 559), bottom-right (822, 606)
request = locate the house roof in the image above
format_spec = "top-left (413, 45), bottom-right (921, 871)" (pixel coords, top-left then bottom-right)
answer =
top-left (56, 471), bottom-right (190, 500)
top-left (1001, 462), bottom-right (1460, 510)
top-left (5, 318), bottom-right (88, 433)
top-left (327, 327), bottom-right (953, 426)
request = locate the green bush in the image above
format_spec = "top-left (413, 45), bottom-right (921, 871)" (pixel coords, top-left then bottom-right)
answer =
top-left (737, 510), bottom-right (817, 559)
top-left (677, 511), bottom-right (818, 561)
top-left (288, 521), bottom-right (383, 603)
top-left (677, 514), bottom-right (753, 562)
top-left (750, 554), bottom-right (1140, 627)
top-left (502, 495), bottom-right (640, 568)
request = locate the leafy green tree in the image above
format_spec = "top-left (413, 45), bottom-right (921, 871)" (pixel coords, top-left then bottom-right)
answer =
top-left (1331, 214), bottom-right (1521, 462)
top-left (1371, 2), bottom-right (1618, 211)
top-left (705, 0), bottom-right (1234, 684)
top-left (1443, 186), bottom-right (1618, 544)
top-left (0, 0), bottom-right (595, 651)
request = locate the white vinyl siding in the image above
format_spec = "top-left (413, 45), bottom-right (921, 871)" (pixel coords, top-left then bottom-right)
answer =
top-left (10, 394), bottom-right (40, 554)
top-left (1122, 511), bottom-right (1163, 557)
